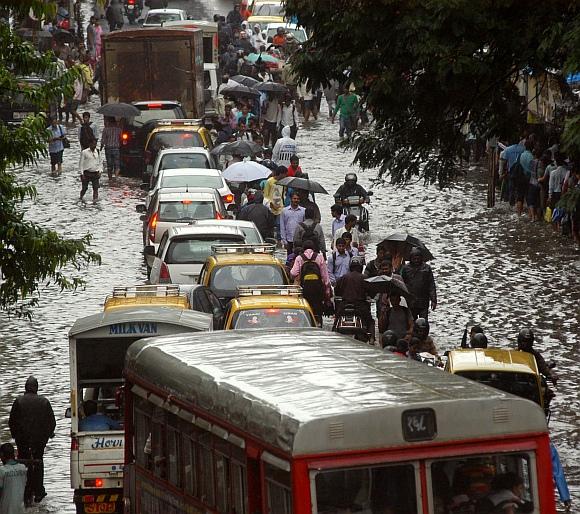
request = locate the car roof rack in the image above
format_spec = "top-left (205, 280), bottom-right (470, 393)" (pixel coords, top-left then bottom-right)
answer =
top-left (237, 285), bottom-right (303, 297)
top-left (211, 244), bottom-right (276, 255)
top-left (151, 118), bottom-right (203, 127)
top-left (107, 285), bottom-right (182, 299)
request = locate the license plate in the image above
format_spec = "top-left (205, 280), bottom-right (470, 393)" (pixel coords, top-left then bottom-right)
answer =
top-left (127, 4), bottom-right (134, 8)
top-left (84, 502), bottom-right (116, 513)
top-left (13, 112), bottom-right (32, 120)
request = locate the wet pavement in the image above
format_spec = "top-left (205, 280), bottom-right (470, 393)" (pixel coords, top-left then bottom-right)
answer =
top-left (1, 4), bottom-right (579, 513)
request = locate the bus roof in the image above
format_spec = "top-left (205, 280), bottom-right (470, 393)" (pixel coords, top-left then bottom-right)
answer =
top-left (69, 307), bottom-right (212, 338)
top-left (125, 329), bottom-right (547, 456)
top-left (447, 348), bottom-right (540, 375)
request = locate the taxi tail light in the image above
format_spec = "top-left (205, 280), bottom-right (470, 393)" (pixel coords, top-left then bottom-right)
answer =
top-left (222, 193), bottom-right (234, 204)
top-left (159, 262), bottom-right (171, 283)
top-left (148, 212), bottom-right (158, 243)
top-left (128, 0), bottom-right (135, 3)
top-left (84, 478), bottom-right (103, 488)
top-left (121, 132), bottom-right (130, 146)
top-left (71, 436), bottom-right (79, 451)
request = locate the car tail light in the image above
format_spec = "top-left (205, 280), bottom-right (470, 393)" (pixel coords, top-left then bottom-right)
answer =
top-left (71, 437), bottom-right (79, 451)
top-left (83, 495), bottom-right (95, 503)
top-left (148, 212), bottom-right (158, 243)
top-left (128, 0), bottom-right (135, 4)
top-left (121, 132), bottom-right (129, 146)
top-left (84, 478), bottom-right (103, 488)
top-left (159, 262), bottom-right (170, 283)
top-left (222, 193), bottom-right (234, 204)
top-left (215, 211), bottom-right (223, 220)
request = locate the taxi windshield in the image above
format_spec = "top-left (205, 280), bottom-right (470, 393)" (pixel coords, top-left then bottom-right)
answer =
top-left (210, 264), bottom-right (286, 296)
top-left (158, 200), bottom-right (216, 221)
top-left (150, 131), bottom-right (203, 151)
top-left (457, 370), bottom-right (541, 406)
top-left (166, 237), bottom-right (245, 264)
top-left (254, 4), bottom-right (284, 16)
top-left (161, 175), bottom-right (223, 190)
top-left (232, 308), bottom-right (312, 329)
top-left (146, 12), bottom-right (182, 24)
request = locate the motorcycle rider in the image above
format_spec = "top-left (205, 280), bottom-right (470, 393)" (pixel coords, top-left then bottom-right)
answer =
top-left (516, 328), bottom-right (557, 385)
top-left (471, 333), bottom-right (488, 349)
top-left (333, 173), bottom-right (369, 205)
top-left (334, 256), bottom-right (375, 341)
top-left (411, 318), bottom-right (438, 356)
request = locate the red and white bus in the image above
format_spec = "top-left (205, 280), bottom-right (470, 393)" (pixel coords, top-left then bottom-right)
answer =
top-left (122, 328), bottom-right (556, 514)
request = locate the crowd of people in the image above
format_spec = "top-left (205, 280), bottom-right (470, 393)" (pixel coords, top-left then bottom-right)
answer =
top-left (497, 134), bottom-right (580, 245)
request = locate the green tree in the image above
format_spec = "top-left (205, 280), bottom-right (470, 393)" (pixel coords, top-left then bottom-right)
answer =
top-left (0, 1), bottom-right (100, 317)
top-left (285, 0), bottom-right (580, 186)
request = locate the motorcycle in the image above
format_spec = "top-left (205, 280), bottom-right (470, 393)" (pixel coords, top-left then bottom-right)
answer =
top-left (124, 0), bottom-right (141, 24)
top-left (332, 300), bottom-right (372, 343)
top-left (341, 191), bottom-right (373, 232)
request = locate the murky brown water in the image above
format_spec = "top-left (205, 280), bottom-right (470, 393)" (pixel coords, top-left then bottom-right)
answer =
top-left (1, 16), bottom-right (579, 513)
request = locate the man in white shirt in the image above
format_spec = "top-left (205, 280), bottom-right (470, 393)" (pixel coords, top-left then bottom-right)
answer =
top-left (332, 214), bottom-right (361, 249)
top-left (278, 96), bottom-right (297, 139)
top-left (262, 94), bottom-right (279, 148)
top-left (79, 138), bottom-right (101, 202)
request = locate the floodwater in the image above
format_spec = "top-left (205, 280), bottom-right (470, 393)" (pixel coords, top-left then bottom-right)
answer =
top-left (1, 19), bottom-right (579, 514)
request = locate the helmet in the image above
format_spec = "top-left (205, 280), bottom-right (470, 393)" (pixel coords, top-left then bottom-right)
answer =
top-left (413, 317), bottom-right (429, 338)
top-left (517, 328), bottom-right (534, 349)
top-left (381, 330), bottom-right (398, 348)
top-left (471, 333), bottom-right (488, 349)
top-left (349, 256), bottom-right (364, 271)
top-left (345, 172), bottom-right (357, 184)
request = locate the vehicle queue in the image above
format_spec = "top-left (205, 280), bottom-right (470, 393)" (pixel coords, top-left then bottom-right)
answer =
top-left (58, 2), bottom-right (567, 513)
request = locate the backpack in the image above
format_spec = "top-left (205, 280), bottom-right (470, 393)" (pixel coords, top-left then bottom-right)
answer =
top-left (330, 250), bottom-right (353, 273)
top-left (299, 252), bottom-right (324, 300)
top-left (299, 222), bottom-right (319, 251)
top-left (509, 154), bottom-right (527, 186)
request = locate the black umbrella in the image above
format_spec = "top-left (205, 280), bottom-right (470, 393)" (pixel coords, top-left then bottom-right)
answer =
top-left (210, 140), bottom-right (264, 157)
top-left (52, 29), bottom-right (76, 44)
top-left (277, 176), bottom-right (328, 194)
top-left (231, 75), bottom-right (261, 87)
top-left (257, 82), bottom-right (288, 94)
top-left (365, 273), bottom-right (410, 298)
top-left (380, 233), bottom-right (434, 261)
top-left (97, 102), bottom-right (141, 117)
top-left (221, 84), bottom-right (260, 99)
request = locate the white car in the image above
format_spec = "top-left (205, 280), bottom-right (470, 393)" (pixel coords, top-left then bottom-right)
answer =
top-left (263, 23), bottom-right (308, 43)
top-left (141, 9), bottom-right (187, 27)
top-left (144, 168), bottom-right (234, 209)
top-left (145, 146), bottom-right (217, 181)
top-left (148, 225), bottom-right (247, 284)
top-left (136, 187), bottom-right (228, 251)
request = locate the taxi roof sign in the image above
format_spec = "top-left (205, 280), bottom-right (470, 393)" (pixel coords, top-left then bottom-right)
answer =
top-left (108, 285), bottom-right (182, 298)
top-left (211, 244), bottom-right (276, 255)
top-left (237, 285), bottom-right (302, 297)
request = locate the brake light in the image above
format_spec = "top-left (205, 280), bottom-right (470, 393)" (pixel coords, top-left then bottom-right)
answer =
top-left (159, 262), bottom-right (170, 283)
top-left (84, 478), bottom-right (103, 488)
top-left (147, 103), bottom-right (163, 108)
top-left (71, 437), bottom-right (79, 451)
top-left (121, 132), bottom-right (129, 145)
top-left (222, 194), bottom-right (234, 204)
top-left (266, 309), bottom-right (280, 314)
top-left (148, 212), bottom-right (158, 243)
top-left (128, 0), bottom-right (135, 4)
top-left (181, 200), bottom-right (192, 204)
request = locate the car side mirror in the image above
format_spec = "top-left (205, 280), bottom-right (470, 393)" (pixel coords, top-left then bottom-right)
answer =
top-left (138, 18), bottom-right (144, 24)
top-left (140, 182), bottom-right (150, 191)
top-left (144, 245), bottom-right (155, 257)
top-left (367, 191), bottom-right (374, 196)
top-left (139, 215), bottom-right (147, 222)
top-left (65, 407), bottom-right (71, 418)
top-left (136, 204), bottom-right (146, 213)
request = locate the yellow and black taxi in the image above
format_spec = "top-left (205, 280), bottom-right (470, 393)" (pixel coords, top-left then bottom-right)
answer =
top-left (143, 118), bottom-right (213, 174)
top-left (103, 284), bottom-right (190, 311)
top-left (198, 244), bottom-right (289, 304)
top-left (445, 348), bottom-right (545, 411)
top-left (223, 285), bottom-right (316, 330)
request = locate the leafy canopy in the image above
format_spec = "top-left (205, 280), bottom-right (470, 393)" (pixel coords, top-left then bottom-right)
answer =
top-left (285, 0), bottom-right (580, 186)
top-left (0, 1), bottom-right (100, 317)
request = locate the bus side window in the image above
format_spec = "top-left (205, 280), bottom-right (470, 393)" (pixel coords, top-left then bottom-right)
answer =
top-left (183, 430), bottom-right (198, 497)
top-left (198, 432), bottom-right (215, 507)
top-left (264, 463), bottom-right (292, 514)
top-left (152, 407), bottom-right (166, 479)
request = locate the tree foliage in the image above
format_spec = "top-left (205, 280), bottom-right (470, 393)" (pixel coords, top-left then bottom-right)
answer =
top-left (285, 0), bottom-right (580, 186)
top-left (0, 1), bottom-right (100, 317)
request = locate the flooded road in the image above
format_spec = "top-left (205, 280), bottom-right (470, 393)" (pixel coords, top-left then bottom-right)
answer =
top-left (0, 91), bottom-right (578, 512)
